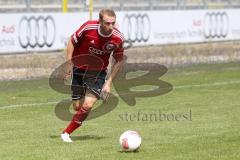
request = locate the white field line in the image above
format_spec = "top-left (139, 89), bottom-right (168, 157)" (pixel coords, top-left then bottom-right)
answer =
top-left (0, 80), bottom-right (239, 110)
top-left (174, 80), bottom-right (240, 89)
top-left (0, 102), bottom-right (58, 109)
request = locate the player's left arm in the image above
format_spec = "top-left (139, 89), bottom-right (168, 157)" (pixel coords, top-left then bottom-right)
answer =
top-left (102, 42), bottom-right (124, 95)
top-left (103, 59), bottom-right (123, 93)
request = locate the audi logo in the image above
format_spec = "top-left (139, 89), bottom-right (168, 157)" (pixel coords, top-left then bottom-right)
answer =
top-left (122, 13), bottom-right (151, 43)
top-left (203, 12), bottom-right (229, 39)
top-left (18, 15), bottom-right (56, 48)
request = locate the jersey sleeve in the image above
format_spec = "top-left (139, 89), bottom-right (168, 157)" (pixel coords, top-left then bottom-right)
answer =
top-left (112, 28), bottom-right (125, 61)
top-left (70, 21), bottom-right (89, 46)
top-left (113, 41), bottom-right (124, 61)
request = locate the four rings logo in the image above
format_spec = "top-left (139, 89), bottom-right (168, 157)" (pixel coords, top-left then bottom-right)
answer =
top-left (204, 12), bottom-right (229, 39)
top-left (122, 13), bottom-right (151, 43)
top-left (18, 16), bottom-right (56, 48)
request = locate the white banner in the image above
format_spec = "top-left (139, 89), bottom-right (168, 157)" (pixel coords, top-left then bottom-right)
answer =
top-left (0, 13), bottom-right (89, 53)
top-left (117, 10), bottom-right (240, 45)
top-left (1, 10), bottom-right (240, 54)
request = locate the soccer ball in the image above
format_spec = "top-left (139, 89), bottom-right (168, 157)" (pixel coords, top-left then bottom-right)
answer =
top-left (119, 130), bottom-right (141, 151)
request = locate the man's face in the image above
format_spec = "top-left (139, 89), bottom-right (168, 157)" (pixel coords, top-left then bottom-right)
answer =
top-left (100, 14), bottom-right (116, 35)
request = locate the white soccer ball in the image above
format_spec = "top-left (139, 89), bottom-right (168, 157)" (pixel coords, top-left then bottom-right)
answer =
top-left (119, 130), bottom-right (141, 151)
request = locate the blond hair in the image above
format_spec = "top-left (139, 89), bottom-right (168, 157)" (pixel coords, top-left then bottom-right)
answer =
top-left (99, 8), bottom-right (116, 20)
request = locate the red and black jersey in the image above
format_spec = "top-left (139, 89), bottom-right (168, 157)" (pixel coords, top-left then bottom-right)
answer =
top-left (71, 20), bottom-right (124, 71)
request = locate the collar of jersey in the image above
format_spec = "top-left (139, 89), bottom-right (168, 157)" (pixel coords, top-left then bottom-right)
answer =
top-left (98, 25), bottom-right (113, 37)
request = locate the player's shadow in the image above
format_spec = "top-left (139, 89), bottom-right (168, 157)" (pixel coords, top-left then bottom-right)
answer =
top-left (50, 135), bottom-right (106, 141)
top-left (71, 135), bottom-right (106, 141)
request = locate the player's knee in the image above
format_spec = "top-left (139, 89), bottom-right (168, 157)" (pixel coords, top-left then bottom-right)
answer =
top-left (73, 105), bottom-right (80, 111)
top-left (72, 100), bottom-right (82, 111)
top-left (82, 102), bottom-right (94, 109)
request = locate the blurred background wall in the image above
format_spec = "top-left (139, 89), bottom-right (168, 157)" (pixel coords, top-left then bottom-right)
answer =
top-left (1, 0), bottom-right (240, 80)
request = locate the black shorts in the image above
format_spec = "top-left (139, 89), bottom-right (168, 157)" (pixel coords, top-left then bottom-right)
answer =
top-left (71, 67), bottom-right (107, 100)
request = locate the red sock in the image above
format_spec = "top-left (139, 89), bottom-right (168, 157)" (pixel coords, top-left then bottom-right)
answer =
top-left (63, 107), bottom-right (91, 134)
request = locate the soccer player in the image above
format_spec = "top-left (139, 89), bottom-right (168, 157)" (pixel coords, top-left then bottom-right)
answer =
top-left (61, 8), bottom-right (124, 142)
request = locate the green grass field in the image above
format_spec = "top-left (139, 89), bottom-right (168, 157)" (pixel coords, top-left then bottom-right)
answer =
top-left (0, 62), bottom-right (240, 160)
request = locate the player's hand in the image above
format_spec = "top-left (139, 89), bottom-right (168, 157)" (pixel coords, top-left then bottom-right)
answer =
top-left (63, 71), bottom-right (72, 80)
top-left (101, 82), bottom-right (111, 101)
top-left (63, 61), bottom-right (73, 80)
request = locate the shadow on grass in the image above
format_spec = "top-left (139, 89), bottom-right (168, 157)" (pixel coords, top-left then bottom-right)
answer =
top-left (50, 135), bottom-right (106, 141)
top-left (118, 149), bottom-right (140, 153)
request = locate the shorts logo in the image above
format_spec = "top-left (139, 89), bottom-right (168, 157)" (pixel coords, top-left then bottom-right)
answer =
top-left (89, 47), bottom-right (104, 55)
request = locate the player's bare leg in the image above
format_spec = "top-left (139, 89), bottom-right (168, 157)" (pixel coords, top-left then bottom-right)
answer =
top-left (72, 99), bottom-right (84, 111)
top-left (61, 89), bottom-right (98, 142)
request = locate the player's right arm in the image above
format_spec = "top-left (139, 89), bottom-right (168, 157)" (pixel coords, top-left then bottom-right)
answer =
top-left (67, 21), bottom-right (89, 61)
top-left (66, 21), bottom-right (90, 70)
top-left (70, 21), bottom-right (90, 47)
top-left (63, 40), bottom-right (74, 79)
top-left (66, 39), bottom-right (74, 63)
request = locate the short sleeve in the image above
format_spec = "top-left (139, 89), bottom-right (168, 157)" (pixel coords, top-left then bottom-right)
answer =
top-left (113, 41), bottom-right (124, 61)
top-left (70, 21), bottom-right (89, 46)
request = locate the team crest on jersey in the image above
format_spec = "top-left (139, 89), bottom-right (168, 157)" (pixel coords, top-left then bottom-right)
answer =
top-left (103, 42), bottom-right (116, 53)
